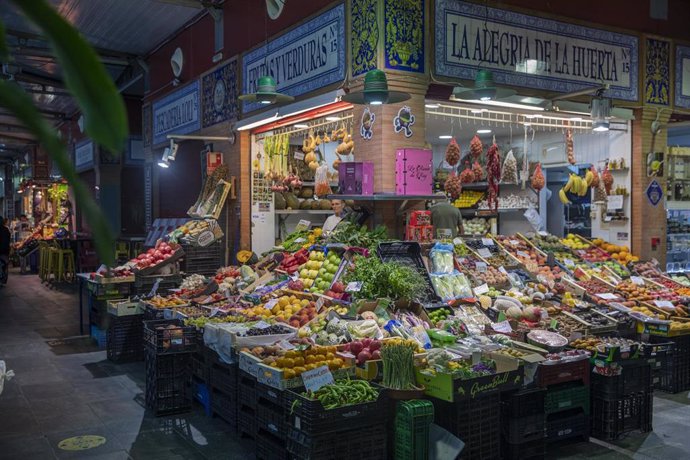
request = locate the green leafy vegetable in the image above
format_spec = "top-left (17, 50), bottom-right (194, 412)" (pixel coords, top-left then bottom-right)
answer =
top-left (343, 256), bottom-right (428, 302)
top-left (327, 222), bottom-right (389, 250)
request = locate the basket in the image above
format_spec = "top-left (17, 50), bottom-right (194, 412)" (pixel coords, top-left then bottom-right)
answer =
top-left (143, 319), bottom-right (196, 355)
top-left (545, 409), bottom-right (588, 443)
top-left (544, 383), bottom-right (589, 415)
top-left (394, 400), bottom-right (434, 460)
top-left (286, 424), bottom-right (387, 460)
top-left (536, 359), bottom-right (589, 388)
top-left (284, 386), bottom-right (385, 436)
top-left (145, 348), bottom-right (191, 416)
top-left (591, 362), bottom-right (652, 399)
top-left (590, 391), bottom-right (653, 441)
top-left (106, 314), bottom-right (144, 363)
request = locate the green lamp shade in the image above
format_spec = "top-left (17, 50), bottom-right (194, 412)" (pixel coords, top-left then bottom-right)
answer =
top-left (342, 69), bottom-right (410, 105)
top-left (451, 69), bottom-right (516, 101)
top-left (239, 75), bottom-right (294, 104)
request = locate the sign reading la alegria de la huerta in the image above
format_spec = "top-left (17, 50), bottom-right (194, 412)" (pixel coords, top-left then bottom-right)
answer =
top-left (434, 0), bottom-right (639, 101)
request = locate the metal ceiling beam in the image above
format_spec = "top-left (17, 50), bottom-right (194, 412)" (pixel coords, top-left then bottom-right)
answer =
top-left (10, 46), bottom-right (131, 66)
top-left (0, 108), bottom-right (65, 119)
top-left (148, 0), bottom-right (205, 8)
top-left (6, 29), bottom-right (139, 61)
top-left (0, 133), bottom-right (36, 142)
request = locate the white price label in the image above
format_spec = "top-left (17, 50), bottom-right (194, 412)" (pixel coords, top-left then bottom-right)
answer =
top-left (538, 231), bottom-right (549, 237)
top-left (491, 320), bottom-right (512, 333)
top-left (563, 258), bottom-right (574, 267)
top-left (498, 266), bottom-right (508, 275)
top-left (477, 248), bottom-right (492, 258)
top-left (295, 219), bottom-right (312, 231)
top-left (596, 293), bottom-right (619, 300)
top-left (264, 298), bottom-right (279, 310)
top-left (516, 250), bottom-right (529, 258)
top-left (607, 194), bottom-right (624, 210)
top-left (482, 238), bottom-right (494, 246)
top-left (453, 237), bottom-right (464, 246)
top-left (654, 300), bottom-right (675, 309)
top-left (509, 240), bottom-right (520, 246)
top-left (315, 297), bottom-right (326, 311)
top-left (294, 151), bottom-right (305, 161)
top-left (630, 276), bottom-right (644, 285)
top-left (475, 262), bottom-right (488, 273)
top-left (345, 281), bottom-right (362, 292)
top-left (278, 339), bottom-right (296, 350)
top-left (474, 283), bottom-right (489, 295)
top-left (253, 321), bottom-right (271, 329)
top-left (301, 365), bottom-right (334, 392)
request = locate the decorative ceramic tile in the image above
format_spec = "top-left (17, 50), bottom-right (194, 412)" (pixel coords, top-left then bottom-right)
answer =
top-left (645, 38), bottom-right (670, 105)
top-left (385, 0), bottom-right (424, 73)
top-left (674, 45), bottom-right (690, 109)
top-left (202, 57), bottom-right (239, 128)
top-left (351, 0), bottom-right (379, 77)
top-left (434, 0), bottom-right (639, 101)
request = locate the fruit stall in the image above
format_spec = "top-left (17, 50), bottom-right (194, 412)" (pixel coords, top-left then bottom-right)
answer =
top-left (92, 215), bottom-right (690, 460)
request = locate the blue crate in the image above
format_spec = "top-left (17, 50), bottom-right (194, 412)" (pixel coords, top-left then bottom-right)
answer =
top-left (192, 381), bottom-right (212, 417)
top-left (91, 324), bottom-right (107, 348)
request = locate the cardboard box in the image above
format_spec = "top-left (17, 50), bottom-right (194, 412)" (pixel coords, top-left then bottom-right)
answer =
top-left (409, 210), bottom-right (431, 226)
top-left (239, 351), bottom-right (263, 378)
top-left (256, 362), bottom-right (354, 390)
top-left (406, 225), bottom-right (434, 243)
top-left (339, 162), bottom-right (374, 195)
top-left (395, 148), bottom-right (433, 195)
top-left (415, 353), bottom-right (523, 402)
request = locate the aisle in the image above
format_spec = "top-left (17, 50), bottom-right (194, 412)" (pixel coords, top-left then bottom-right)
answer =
top-left (0, 270), bottom-right (253, 460)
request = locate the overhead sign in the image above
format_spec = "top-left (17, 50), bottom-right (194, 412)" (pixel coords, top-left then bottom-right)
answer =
top-left (241, 4), bottom-right (345, 113)
top-left (434, 0), bottom-right (639, 101)
top-left (152, 81), bottom-right (200, 145)
top-left (675, 45), bottom-right (690, 109)
top-left (646, 180), bottom-right (663, 207)
top-left (74, 140), bottom-right (94, 170)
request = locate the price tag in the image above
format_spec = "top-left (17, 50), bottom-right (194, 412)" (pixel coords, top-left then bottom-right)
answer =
top-left (498, 266), bottom-right (508, 275)
top-left (482, 238), bottom-right (494, 246)
top-left (197, 230), bottom-right (215, 247)
top-left (209, 307), bottom-right (221, 317)
top-left (491, 320), bottom-right (512, 333)
top-left (596, 293), bottom-right (619, 300)
top-left (509, 240), bottom-right (520, 246)
top-left (475, 262), bottom-right (487, 273)
top-left (294, 151), bottom-right (305, 161)
top-left (474, 283), bottom-right (489, 295)
top-left (453, 237), bottom-right (464, 246)
top-left (516, 250), bottom-right (529, 258)
top-left (538, 231), bottom-right (549, 237)
top-left (294, 237), bottom-right (306, 243)
top-left (477, 248), bottom-right (492, 259)
top-left (278, 339), bottom-right (296, 350)
top-left (564, 258), bottom-right (574, 267)
top-left (295, 220), bottom-right (312, 232)
top-left (253, 321), bottom-right (271, 329)
top-left (604, 216), bottom-right (613, 222)
top-left (654, 300), bottom-right (675, 309)
top-left (607, 194), bottom-right (624, 210)
top-left (264, 298), bottom-right (279, 310)
top-left (315, 297), bottom-right (326, 311)
top-left (631, 276), bottom-right (645, 285)
top-left (345, 281), bottom-right (362, 292)
top-left (301, 365), bottom-right (334, 392)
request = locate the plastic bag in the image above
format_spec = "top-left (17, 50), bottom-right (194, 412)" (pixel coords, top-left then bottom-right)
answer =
top-left (523, 208), bottom-right (542, 233)
top-left (431, 272), bottom-right (472, 301)
top-left (501, 149), bottom-right (518, 184)
top-left (314, 164), bottom-right (332, 197)
top-left (0, 361), bottom-right (15, 396)
top-left (429, 242), bottom-right (455, 274)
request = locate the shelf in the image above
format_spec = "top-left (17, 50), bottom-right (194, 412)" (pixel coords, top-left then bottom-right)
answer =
top-left (326, 193), bottom-right (446, 215)
top-left (608, 168), bottom-right (629, 172)
top-left (275, 210), bottom-right (334, 215)
top-left (459, 207), bottom-right (532, 216)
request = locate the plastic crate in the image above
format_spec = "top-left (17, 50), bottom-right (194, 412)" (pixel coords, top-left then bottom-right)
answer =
top-left (590, 391), bottom-right (653, 441)
top-left (190, 381), bottom-right (212, 417)
top-left (502, 413), bottom-right (545, 444)
top-left (145, 348), bottom-right (191, 416)
top-left (134, 273), bottom-right (182, 294)
top-left (544, 383), bottom-right (589, 415)
top-left (256, 428), bottom-right (290, 460)
top-left (591, 362), bottom-right (652, 399)
top-left (537, 359), bottom-right (590, 388)
top-left (238, 371), bottom-right (257, 410)
top-left (287, 424), bottom-right (387, 460)
top-left (650, 336), bottom-right (690, 393)
top-left (237, 404), bottom-right (256, 438)
top-left (256, 381), bottom-right (285, 407)
top-left (502, 387), bottom-right (546, 417)
top-left (284, 386), bottom-right (385, 436)
top-left (501, 438), bottom-right (545, 460)
top-left (432, 394), bottom-right (501, 460)
top-left (209, 360), bottom-right (238, 396)
top-left (211, 387), bottom-right (237, 427)
top-left (256, 398), bottom-right (287, 440)
top-left (190, 351), bottom-right (208, 382)
top-left (394, 400), bottom-right (434, 460)
top-left (143, 319), bottom-right (196, 354)
top-left (106, 314), bottom-right (144, 363)
top-left (545, 409), bottom-right (588, 443)
top-left (90, 324), bottom-right (107, 349)
top-left (181, 242), bottom-right (223, 277)
top-left (377, 241), bottom-right (439, 303)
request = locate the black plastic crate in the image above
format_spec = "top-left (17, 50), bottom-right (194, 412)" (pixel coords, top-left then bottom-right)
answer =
top-left (591, 362), bottom-right (652, 399)
top-left (256, 428), bottom-right (290, 460)
top-left (256, 382), bottom-right (284, 407)
top-left (544, 382), bottom-right (589, 415)
top-left (287, 424), bottom-right (387, 460)
top-left (134, 274), bottom-right (182, 296)
top-left (211, 387), bottom-right (237, 428)
top-left (502, 413), bottom-right (545, 444)
top-left (107, 314), bottom-right (144, 363)
top-left (238, 371), bottom-right (257, 410)
top-left (376, 241), bottom-right (439, 303)
top-left (545, 409), bottom-right (588, 443)
top-left (143, 319), bottom-right (196, 355)
top-left (181, 242), bottom-right (222, 277)
top-left (590, 391), bottom-right (653, 441)
top-left (432, 394), bottom-right (501, 460)
top-left (209, 360), bottom-right (238, 396)
top-left (650, 335), bottom-right (690, 393)
top-left (238, 404), bottom-right (256, 439)
top-left (502, 387), bottom-right (546, 417)
top-left (502, 438), bottom-right (545, 460)
top-left (256, 398), bottom-right (287, 440)
top-left (537, 360), bottom-right (590, 388)
top-left (284, 386), bottom-right (385, 436)
top-left (190, 351), bottom-right (208, 382)
top-left (145, 348), bottom-right (191, 416)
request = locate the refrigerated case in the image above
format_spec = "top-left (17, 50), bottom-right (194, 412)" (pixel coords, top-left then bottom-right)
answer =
top-left (667, 209), bottom-right (690, 271)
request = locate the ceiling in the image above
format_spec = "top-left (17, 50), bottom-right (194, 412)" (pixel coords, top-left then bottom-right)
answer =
top-left (0, 0), bottom-right (209, 161)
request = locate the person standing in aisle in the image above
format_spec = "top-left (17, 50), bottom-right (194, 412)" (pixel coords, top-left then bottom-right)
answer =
top-left (430, 196), bottom-right (463, 238)
top-left (322, 199), bottom-right (345, 235)
top-left (0, 217), bottom-right (10, 285)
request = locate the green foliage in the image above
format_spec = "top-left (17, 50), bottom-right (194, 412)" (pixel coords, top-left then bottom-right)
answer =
top-left (343, 255), bottom-right (427, 302)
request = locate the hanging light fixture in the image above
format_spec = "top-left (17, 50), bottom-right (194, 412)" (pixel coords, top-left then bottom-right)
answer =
top-left (451, 69), bottom-right (516, 101)
top-left (158, 147), bottom-right (171, 168)
top-left (239, 75), bottom-right (294, 105)
top-left (341, 69), bottom-right (410, 105)
top-left (590, 95), bottom-right (611, 132)
top-left (168, 139), bottom-right (179, 162)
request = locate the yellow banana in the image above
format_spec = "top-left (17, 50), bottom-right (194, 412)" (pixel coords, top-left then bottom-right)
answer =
top-left (579, 177), bottom-right (588, 196)
top-left (564, 174), bottom-right (574, 193)
top-left (559, 188), bottom-right (571, 204)
top-left (585, 170), bottom-right (594, 186)
top-left (571, 175), bottom-right (580, 195)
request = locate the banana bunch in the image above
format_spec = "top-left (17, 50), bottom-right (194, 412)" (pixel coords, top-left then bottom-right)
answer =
top-left (559, 173), bottom-right (590, 204)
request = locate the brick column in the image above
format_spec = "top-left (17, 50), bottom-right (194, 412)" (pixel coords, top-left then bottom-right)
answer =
top-left (630, 107), bottom-right (670, 264)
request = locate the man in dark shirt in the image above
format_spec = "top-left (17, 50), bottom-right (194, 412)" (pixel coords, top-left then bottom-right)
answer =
top-left (0, 216), bottom-right (10, 284)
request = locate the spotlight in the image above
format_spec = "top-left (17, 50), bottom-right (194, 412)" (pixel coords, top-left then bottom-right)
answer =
top-left (590, 95), bottom-right (611, 132)
top-left (168, 139), bottom-right (179, 162)
top-left (158, 147), bottom-right (171, 168)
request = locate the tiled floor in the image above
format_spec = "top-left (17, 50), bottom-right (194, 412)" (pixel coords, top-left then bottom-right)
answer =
top-left (1, 269), bottom-right (690, 459)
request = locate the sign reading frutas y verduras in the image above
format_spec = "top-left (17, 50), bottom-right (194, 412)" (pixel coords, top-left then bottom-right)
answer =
top-left (241, 4), bottom-right (345, 113)
top-left (434, 0), bottom-right (639, 101)
top-left (152, 81), bottom-right (200, 145)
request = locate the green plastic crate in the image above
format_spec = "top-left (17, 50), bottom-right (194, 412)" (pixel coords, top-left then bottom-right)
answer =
top-left (544, 382), bottom-right (590, 415)
top-left (394, 400), bottom-right (434, 460)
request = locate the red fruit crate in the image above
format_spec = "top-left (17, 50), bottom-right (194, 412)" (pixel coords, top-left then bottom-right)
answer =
top-left (537, 359), bottom-right (590, 388)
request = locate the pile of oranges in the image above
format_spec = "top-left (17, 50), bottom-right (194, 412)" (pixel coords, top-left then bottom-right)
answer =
top-left (592, 239), bottom-right (639, 264)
